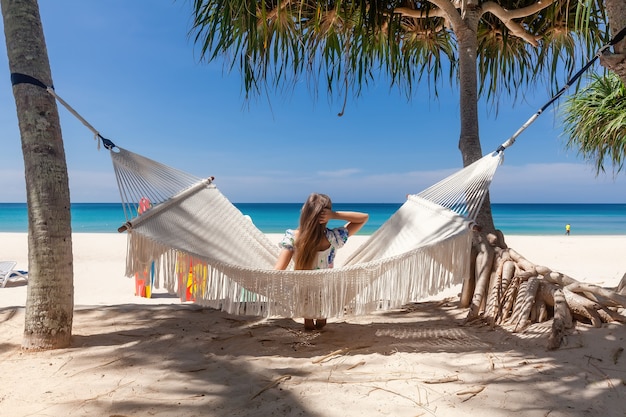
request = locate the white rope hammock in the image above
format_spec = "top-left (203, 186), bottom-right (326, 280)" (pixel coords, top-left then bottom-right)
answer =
top-left (111, 147), bottom-right (502, 318)
top-left (12, 25), bottom-right (621, 319)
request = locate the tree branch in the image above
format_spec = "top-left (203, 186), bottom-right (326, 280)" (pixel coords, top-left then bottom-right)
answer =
top-left (480, 0), bottom-right (558, 47)
top-left (566, 282), bottom-right (626, 308)
top-left (396, 0), bottom-right (558, 48)
top-left (395, 0), bottom-right (464, 33)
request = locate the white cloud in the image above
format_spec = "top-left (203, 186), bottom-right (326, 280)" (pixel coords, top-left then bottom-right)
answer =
top-left (68, 170), bottom-right (120, 202)
top-left (0, 169), bottom-right (119, 203)
top-left (490, 163), bottom-right (626, 203)
top-left (318, 168), bottom-right (361, 177)
top-left (4, 161), bottom-right (624, 204)
top-left (0, 169), bottom-right (26, 202)
top-left (218, 162), bottom-right (626, 203)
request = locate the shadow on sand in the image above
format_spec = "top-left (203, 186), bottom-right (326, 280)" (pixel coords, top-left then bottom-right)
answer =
top-left (1, 300), bottom-right (624, 417)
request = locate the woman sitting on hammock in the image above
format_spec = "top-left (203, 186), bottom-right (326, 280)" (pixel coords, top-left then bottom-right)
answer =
top-left (274, 193), bottom-right (368, 331)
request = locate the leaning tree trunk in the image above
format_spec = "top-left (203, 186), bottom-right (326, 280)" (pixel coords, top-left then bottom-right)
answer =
top-left (1, 0), bottom-right (74, 350)
top-left (455, 8), bottom-right (497, 235)
top-left (454, 10), bottom-right (506, 312)
top-left (451, 5), bottom-right (626, 347)
top-left (601, 0), bottom-right (626, 85)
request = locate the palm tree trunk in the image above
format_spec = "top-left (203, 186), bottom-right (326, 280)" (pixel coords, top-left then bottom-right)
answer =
top-left (1, 0), bottom-right (74, 350)
top-left (455, 10), bottom-right (496, 233)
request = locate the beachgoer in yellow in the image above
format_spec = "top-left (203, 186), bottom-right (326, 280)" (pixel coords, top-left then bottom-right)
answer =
top-left (565, 224), bottom-right (570, 235)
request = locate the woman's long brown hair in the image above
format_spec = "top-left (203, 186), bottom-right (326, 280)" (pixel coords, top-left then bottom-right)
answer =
top-left (294, 193), bottom-right (331, 270)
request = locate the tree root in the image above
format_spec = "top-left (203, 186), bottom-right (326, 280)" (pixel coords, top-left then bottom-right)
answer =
top-left (462, 231), bottom-right (626, 350)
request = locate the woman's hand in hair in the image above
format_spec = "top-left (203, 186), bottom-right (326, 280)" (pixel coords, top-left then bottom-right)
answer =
top-left (319, 208), bottom-right (332, 224)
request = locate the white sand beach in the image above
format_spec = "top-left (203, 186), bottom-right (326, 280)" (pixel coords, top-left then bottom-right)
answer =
top-left (1, 232), bottom-right (625, 416)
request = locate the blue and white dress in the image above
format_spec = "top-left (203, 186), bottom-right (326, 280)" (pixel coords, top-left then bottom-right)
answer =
top-left (278, 227), bottom-right (349, 269)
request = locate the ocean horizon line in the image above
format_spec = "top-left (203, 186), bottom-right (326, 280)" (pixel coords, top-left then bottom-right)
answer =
top-left (1, 202), bottom-right (625, 236)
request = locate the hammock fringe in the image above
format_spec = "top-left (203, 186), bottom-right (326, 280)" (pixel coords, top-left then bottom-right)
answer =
top-left (125, 229), bottom-right (472, 318)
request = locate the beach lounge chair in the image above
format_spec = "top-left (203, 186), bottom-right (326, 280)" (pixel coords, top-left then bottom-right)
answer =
top-left (0, 261), bottom-right (28, 288)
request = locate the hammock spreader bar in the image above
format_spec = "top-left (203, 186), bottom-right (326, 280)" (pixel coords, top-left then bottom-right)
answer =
top-left (496, 25), bottom-right (626, 153)
top-left (117, 176), bottom-right (215, 232)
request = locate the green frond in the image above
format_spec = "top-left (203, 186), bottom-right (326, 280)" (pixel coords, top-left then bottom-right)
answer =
top-left (561, 72), bottom-right (626, 175)
top-left (476, 23), bottom-right (534, 105)
top-left (190, 0), bottom-right (458, 102)
top-left (190, 0), bottom-right (606, 107)
top-left (475, 0), bottom-right (607, 108)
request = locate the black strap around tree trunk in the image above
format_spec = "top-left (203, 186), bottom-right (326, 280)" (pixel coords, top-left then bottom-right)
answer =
top-left (10, 72), bottom-right (51, 90)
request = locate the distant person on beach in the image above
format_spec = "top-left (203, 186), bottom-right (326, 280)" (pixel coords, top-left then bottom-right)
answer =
top-left (274, 192), bottom-right (368, 331)
top-left (565, 223), bottom-right (571, 235)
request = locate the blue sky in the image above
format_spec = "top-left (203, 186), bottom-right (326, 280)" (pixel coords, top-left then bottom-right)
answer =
top-left (1, 0), bottom-right (625, 204)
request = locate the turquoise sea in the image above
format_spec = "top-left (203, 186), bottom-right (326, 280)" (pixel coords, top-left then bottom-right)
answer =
top-left (1, 203), bottom-right (625, 235)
